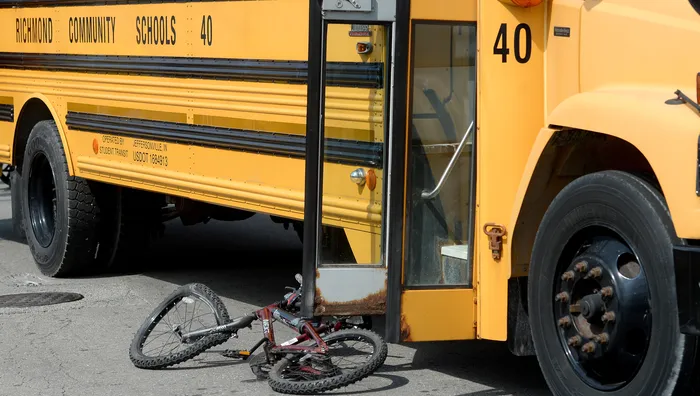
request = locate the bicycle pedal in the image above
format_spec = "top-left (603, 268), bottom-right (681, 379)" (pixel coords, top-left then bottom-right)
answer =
top-left (222, 349), bottom-right (251, 359)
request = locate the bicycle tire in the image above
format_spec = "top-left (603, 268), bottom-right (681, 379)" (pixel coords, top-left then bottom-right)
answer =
top-left (129, 283), bottom-right (231, 369)
top-left (267, 328), bottom-right (388, 394)
top-left (249, 351), bottom-right (275, 380)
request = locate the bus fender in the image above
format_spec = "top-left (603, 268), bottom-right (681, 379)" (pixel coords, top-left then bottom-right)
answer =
top-left (15, 94), bottom-right (74, 175)
top-left (508, 86), bottom-right (700, 250)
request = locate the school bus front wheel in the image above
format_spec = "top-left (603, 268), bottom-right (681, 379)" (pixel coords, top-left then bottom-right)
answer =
top-left (528, 171), bottom-right (696, 395)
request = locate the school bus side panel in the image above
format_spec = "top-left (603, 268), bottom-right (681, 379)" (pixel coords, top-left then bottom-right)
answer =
top-left (0, 1), bottom-right (386, 239)
top-left (477, 0), bottom-right (546, 341)
top-left (0, 94), bottom-right (13, 164)
top-left (518, 1), bottom-right (700, 241)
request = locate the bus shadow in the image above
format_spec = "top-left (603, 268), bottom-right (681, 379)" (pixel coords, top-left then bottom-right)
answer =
top-left (2, 200), bottom-right (549, 395)
top-left (130, 213), bottom-right (305, 307)
top-left (0, 218), bottom-right (27, 244)
top-left (376, 340), bottom-right (550, 395)
top-left (127, 216), bottom-right (550, 395)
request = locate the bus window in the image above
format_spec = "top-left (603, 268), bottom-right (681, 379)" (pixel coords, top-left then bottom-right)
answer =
top-left (405, 23), bottom-right (477, 287)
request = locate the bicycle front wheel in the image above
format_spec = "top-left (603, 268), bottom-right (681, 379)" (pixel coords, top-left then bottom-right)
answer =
top-left (267, 328), bottom-right (388, 394)
top-left (129, 283), bottom-right (231, 369)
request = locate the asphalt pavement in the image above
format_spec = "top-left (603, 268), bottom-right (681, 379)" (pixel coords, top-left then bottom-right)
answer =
top-left (0, 185), bottom-right (552, 396)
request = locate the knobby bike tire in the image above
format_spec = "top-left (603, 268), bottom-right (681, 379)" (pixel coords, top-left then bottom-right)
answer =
top-left (129, 283), bottom-right (231, 369)
top-left (267, 328), bottom-right (388, 394)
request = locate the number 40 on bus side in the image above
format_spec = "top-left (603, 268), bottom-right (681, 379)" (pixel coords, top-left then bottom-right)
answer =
top-left (493, 22), bottom-right (532, 64)
top-left (201, 15), bottom-right (213, 46)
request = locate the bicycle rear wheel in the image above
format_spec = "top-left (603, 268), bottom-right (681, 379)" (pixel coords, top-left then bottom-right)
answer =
top-left (129, 283), bottom-right (231, 369)
top-left (267, 328), bottom-right (388, 394)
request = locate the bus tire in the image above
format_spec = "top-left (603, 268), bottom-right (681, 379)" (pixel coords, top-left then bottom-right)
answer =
top-left (528, 170), bottom-right (698, 396)
top-left (20, 120), bottom-right (101, 277)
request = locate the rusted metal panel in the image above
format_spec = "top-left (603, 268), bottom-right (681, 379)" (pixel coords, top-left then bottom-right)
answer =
top-left (314, 266), bottom-right (387, 316)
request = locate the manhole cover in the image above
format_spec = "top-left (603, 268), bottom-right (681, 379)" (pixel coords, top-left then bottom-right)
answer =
top-left (0, 292), bottom-right (84, 308)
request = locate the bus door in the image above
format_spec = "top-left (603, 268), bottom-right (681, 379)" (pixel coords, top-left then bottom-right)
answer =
top-left (398, 0), bottom-right (479, 342)
top-left (302, 0), bottom-right (480, 344)
top-left (301, 0), bottom-right (400, 323)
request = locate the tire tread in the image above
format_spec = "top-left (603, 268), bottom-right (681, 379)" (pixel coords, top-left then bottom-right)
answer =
top-left (267, 328), bottom-right (388, 394)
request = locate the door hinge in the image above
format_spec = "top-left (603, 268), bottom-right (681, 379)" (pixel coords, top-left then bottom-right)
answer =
top-left (483, 223), bottom-right (506, 261)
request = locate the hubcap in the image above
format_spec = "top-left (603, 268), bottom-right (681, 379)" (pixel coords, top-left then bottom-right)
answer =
top-left (27, 153), bottom-right (57, 248)
top-left (554, 235), bottom-right (651, 391)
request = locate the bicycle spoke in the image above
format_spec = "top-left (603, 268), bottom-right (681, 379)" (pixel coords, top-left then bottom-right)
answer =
top-left (139, 296), bottom-right (219, 358)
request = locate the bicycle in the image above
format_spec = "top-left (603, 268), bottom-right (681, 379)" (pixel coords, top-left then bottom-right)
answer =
top-left (129, 274), bottom-right (388, 394)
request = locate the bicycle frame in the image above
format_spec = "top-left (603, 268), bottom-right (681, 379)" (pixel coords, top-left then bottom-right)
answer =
top-left (179, 299), bottom-right (343, 358)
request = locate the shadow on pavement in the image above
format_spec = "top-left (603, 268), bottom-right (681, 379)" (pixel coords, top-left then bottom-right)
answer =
top-left (0, 218), bottom-right (26, 244)
top-left (4, 205), bottom-right (549, 395)
top-left (134, 214), bottom-right (304, 307)
top-left (379, 340), bottom-right (549, 395)
top-left (121, 215), bottom-right (550, 395)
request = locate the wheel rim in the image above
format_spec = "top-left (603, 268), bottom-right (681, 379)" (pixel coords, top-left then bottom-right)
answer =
top-left (139, 295), bottom-right (220, 358)
top-left (276, 333), bottom-right (377, 382)
top-left (554, 229), bottom-right (652, 391)
top-left (27, 152), bottom-right (57, 248)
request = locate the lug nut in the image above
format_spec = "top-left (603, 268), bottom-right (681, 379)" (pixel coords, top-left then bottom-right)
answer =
top-left (568, 335), bottom-right (582, 347)
top-left (594, 333), bottom-right (610, 344)
top-left (601, 286), bottom-right (614, 298)
top-left (581, 341), bottom-right (596, 353)
top-left (575, 261), bottom-right (588, 273)
top-left (602, 311), bottom-right (616, 323)
top-left (558, 316), bottom-right (571, 328)
top-left (555, 292), bottom-right (570, 303)
top-left (586, 267), bottom-right (603, 279)
top-left (561, 271), bottom-right (575, 281)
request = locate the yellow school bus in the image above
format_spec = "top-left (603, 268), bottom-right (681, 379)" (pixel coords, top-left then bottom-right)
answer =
top-left (3, 0), bottom-right (700, 393)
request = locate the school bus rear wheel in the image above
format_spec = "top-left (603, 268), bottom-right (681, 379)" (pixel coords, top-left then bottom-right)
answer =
top-left (20, 120), bottom-right (102, 277)
top-left (528, 170), bottom-right (698, 395)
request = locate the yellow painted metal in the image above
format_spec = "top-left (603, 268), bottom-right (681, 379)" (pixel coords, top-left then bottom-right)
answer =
top-left (0, 0), bottom-right (386, 257)
top-left (6, 0), bottom-right (699, 348)
top-left (343, 227), bottom-right (382, 264)
top-left (7, 94), bottom-right (75, 173)
top-left (539, 0), bottom-right (700, 239)
top-left (2, 1), bottom-right (364, 61)
top-left (498, 1), bottom-right (700, 343)
top-left (67, 103), bottom-right (187, 123)
top-left (401, 289), bottom-right (476, 341)
top-left (403, 0), bottom-right (544, 342)
top-left (543, 0), bottom-right (582, 116)
top-left (545, 89), bottom-right (700, 236)
top-left (192, 114), bottom-right (374, 141)
top-left (410, 0), bottom-right (477, 21)
top-left (474, 0), bottom-right (546, 341)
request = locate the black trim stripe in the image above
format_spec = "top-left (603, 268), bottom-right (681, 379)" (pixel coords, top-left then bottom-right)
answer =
top-left (0, 104), bottom-right (14, 122)
top-left (385, 0), bottom-right (410, 344)
top-left (0, 53), bottom-right (383, 89)
top-left (0, 52), bottom-right (384, 88)
top-left (300, 0), bottom-right (323, 319)
top-left (0, 0), bottom-right (236, 7)
top-left (66, 111), bottom-right (383, 168)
